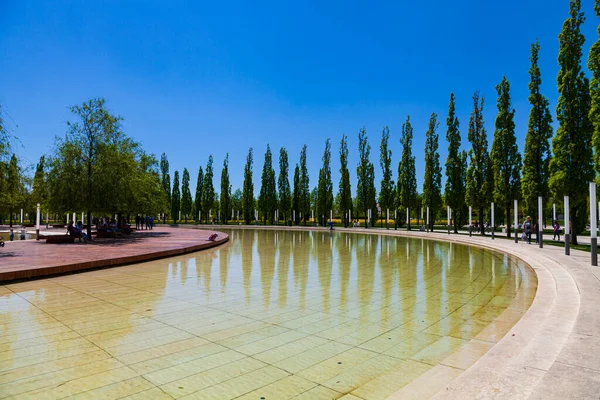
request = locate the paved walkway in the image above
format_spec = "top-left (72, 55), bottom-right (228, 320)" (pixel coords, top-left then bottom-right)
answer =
top-left (181, 224), bottom-right (600, 399)
top-left (0, 227), bottom-right (228, 282)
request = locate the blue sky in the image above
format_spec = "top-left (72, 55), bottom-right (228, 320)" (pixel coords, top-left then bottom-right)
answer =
top-left (1, 0), bottom-right (598, 196)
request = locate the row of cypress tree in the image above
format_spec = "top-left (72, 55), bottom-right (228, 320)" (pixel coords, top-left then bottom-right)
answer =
top-left (160, 0), bottom-right (600, 245)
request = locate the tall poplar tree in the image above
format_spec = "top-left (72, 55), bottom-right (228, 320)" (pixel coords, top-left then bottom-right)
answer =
top-left (5, 154), bottom-right (24, 227)
top-left (160, 153), bottom-right (171, 208)
top-left (397, 116), bottom-right (417, 229)
top-left (379, 127), bottom-right (394, 217)
top-left (465, 91), bottom-right (493, 234)
top-left (589, 0), bottom-right (600, 177)
top-left (550, 0), bottom-right (594, 244)
top-left (444, 93), bottom-right (467, 232)
top-left (299, 145), bottom-right (310, 225)
top-left (220, 154), bottom-right (231, 224)
top-left (316, 139), bottom-right (333, 226)
top-left (278, 147), bottom-right (291, 223)
top-left (194, 166), bottom-right (203, 222)
top-left (181, 168), bottom-right (192, 223)
top-left (522, 41), bottom-right (553, 218)
top-left (171, 170), bottom-right (181, 224)
top-left (259, 145), bottom-right (277, 224)
top-left (491, 77), bottom-right (522, 237)
top-left (32, 155), bottom-right (47, 209)
top-left (338, 134), bottom-right (353, 227)
top-left (242, 148), bottom-right (254, 224)
top-left (422, 113), bottom-right (442, 231)
top-left (202, 155), bottom-right (215, 222)
top-left (292, 164), bottom-right (300, 224)
top-left (356, 127), bottom-right (376, 226)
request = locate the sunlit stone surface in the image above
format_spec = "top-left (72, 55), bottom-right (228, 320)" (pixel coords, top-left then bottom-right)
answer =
top-left (0, 229), bottom-right (536, 399)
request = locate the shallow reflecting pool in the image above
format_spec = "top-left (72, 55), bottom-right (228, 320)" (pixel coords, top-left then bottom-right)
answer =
top-left (0, 229), bottom-right (537, 399)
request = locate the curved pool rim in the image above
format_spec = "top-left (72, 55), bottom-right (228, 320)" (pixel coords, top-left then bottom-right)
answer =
top-left (179, 224), bottom-right (584, 399)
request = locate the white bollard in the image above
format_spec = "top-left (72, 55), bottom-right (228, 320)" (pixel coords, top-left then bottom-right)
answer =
top-left (591, 183), bottom-right (597, 265)
top-left (538, 196), bottom-right (543, 248)
top-left (491, 202), bottom-right (495, 240)
top-left (514, 199), bottom-right (518, 243)
top-left (565, 195), bottom-right (570, 255)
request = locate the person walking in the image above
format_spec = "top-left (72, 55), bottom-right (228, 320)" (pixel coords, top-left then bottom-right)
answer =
top-left (553, 220), bottom-right (561, 241)
top-left (524, 216), bottom-right (533, 244)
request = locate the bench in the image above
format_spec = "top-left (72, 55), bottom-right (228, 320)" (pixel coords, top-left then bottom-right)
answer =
top-left (46, 235), bottom-right (75, 244)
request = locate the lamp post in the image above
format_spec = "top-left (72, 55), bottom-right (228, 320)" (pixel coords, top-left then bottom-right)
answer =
top-left (469, 206), bottom-right (472, 237)
top-left (426, 207), bottom-right (429, 232)
top-left (36, 204), bottom-right (40, 241)
top-left (447, 206), bottom-right (451, 235)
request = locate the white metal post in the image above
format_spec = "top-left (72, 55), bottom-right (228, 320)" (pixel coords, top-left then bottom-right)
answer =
top-left (538, 196), bottom-right (543, 248)
top-left (447, 206), bottom-right (450, 234)
top-left (491, 202), bottom-right (495, 240)
top-left (514, 199), bottom-right (518, 243)
top-left (553, 203), bottom-right (556, 222)
top-left (36, 204), bottom-right (40, 240)
top-left (591, 183), bottom-right (597, 265)
top-left (565, 195), bottom-right (570, 255)
top-left (469, 206), bottom-right (472, 236)
top-left (386, 208), bottom-right (389, 229)
top-left (426, 207), bottom-right (430, 232)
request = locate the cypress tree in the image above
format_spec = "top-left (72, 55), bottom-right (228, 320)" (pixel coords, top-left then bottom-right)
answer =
top-left (444, 93), bottom-right (467, 232)
top-left (171, 170), bottom-right (181, 224)
top-left (491, 77), bottom-right (522, 237)
top-left (181, 168), bottom-right (192, 223)
top-left (465, 91), bottom-right (493, 234)
top-left (357, 127), bottom-right (376, 226)
top-left (397, 116), bottom-right (417, 229)
top-left (160, 153), bottom-right (171, 214)
top-left (6, 154), bottom-right (24, 227)
top-left (194, 166), bottom-right (203, 222)
top-left (202, 155), bottom-right (215, 222)
top-left (220, 154), bottom-right (231, 224)
top-left (292, 164), bottom-right (300, 224)
top-left (299, 145), bottom-right (310, 225)
top-left (338, 134), bottom-right (353, 227)
top-left (259, 145), bottom-right (277, 224)
top-left (550, 0), bottom-right (594, 244)
top-left (422, 113), bottom-right (442, 231)
top-left (379, 127), bottom-right (395, 217)
top-left (242, 148), bottom-right (254, 224)
top-left (278, 147), bottom-right (291, 223)
top-left (522, 41), bottom-right (553, 218)
top-left (589, 0), bottom-right (600, 177)
top-left (32, 155), bottom-right (47, 208)
top-left (316, 139), bottom-right (333, 226)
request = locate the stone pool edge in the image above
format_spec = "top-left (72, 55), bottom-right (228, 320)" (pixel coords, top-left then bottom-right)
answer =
top-left (179, 224), bottom-right (594, 400)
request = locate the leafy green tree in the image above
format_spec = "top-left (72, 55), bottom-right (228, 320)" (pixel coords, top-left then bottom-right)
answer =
top-left (278, 147), bottom-right (291, 223)
top-left (171, 171), bottom-right (181, 224)
top-left (522, 41), bottom-right (553, 218)
top-left (194, 166), bottom-right (203, 222)
top-left (465, 91), bottom-right (493, 234)
top-left (242, 148), bottom-right (254, 224)
top-left (444, 94), bottom-right (467, 232)
top-left (299, 145), bottom-right (310, 225)
top-left (356, 127), bottom-right (376, 226)
top-left (422, 113), bottom-right (442, 231)
top-left (316, 139), bottom-right (333, 226)
top-left (47, 98), bottom-right (122, 238)
top-left (202, 155), bottom-right (215, 222)
top-left (292, 164), bottom-right (300, 224)
top-left (220, 154), bottom-right (231, 224)
top-left (160, 153), bottom-right (171, 211)
top-left (397, 116), bottom-right (417, 229)
top-left (259, 145), bottom-right (277, 224)
top-left (379, 127), bottom-right (394, 217)
top-left (491, 77), bottom-right (522, 237)
top-left (590, 0), bottom-right (600, 178)
top-left (550, 0), bottom-right (594, 245)
top-left (181, 168), bottom-right (192, 223)
top-left (31, 155), bottom-right (48, 210)
top-left (338, 134), bottom-right (352, 227)
top-left (310, 186), bottom-right (318, 218)
top-left (4, 154), bottom-right (25, 227)
top-left (231, 188), bottom-right (242, 219)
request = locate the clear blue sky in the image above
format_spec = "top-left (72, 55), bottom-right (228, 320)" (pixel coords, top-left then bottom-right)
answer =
top-left (1, 0), bottom-right (598, 196)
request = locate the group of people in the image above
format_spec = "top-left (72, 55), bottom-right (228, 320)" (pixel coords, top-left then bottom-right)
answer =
top-left (520, 217), bottom-right (562, 244)
top-left (96, 216), bottom-right (134, 234)
top-left (135, 215), bottom-right (154, 230)
top-left (67, 221), bottom-right (88, 242)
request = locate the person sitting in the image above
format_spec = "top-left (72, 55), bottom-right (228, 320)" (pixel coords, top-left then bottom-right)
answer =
top-left (208, 233), bottom-right (218, 241)
top-left (76, 221), bottom-right (88, 242)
